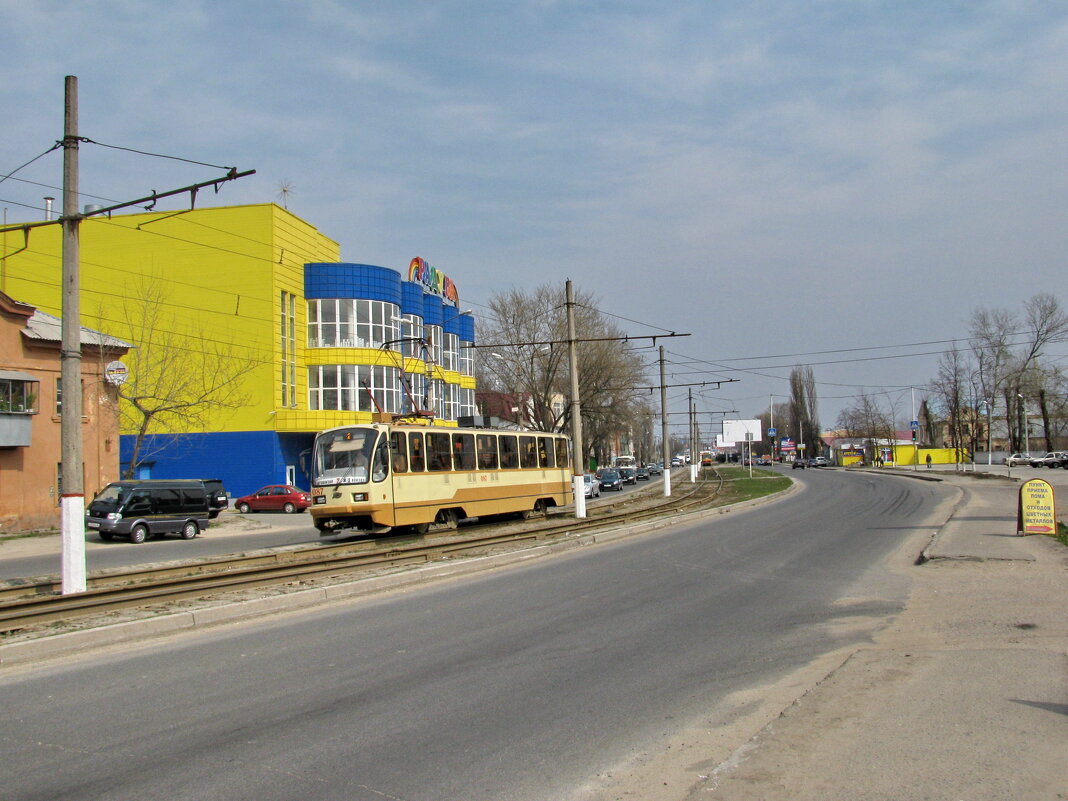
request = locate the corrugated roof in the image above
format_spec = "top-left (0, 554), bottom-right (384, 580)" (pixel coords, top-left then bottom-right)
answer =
top-left (22, 309), bottom-right (134, 350)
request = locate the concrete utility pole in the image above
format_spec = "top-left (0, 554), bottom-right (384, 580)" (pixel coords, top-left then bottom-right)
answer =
top-left (660, 346), bottom-right (671, 497)
top-left (566, 280), bottom-right (585, 518)
top-left (60, 75), bottom-right (86, 594)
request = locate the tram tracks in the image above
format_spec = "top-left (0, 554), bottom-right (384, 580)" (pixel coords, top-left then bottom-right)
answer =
top-left (0, 472), bottom-right (729, 636)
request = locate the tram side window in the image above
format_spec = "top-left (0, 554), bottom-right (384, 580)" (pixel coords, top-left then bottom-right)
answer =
top-left (476, 434), bottom-right (499, 470)
top-left (373, 439), bottom-right (390, 482)
top-left (555, 437), bottom-right (569, 468)
top-left (499, 435), bottom-right (519, 469)
top-left (426, 432), bottom-right (453, 471)
top-left (520, 436), bottom-right (539, 468)
top-left (453, 433), bottom-right (476, 471)
top-left (538, 437), bottom-right (554, 468)
top-left (409, 432), bottom-right (425, 472)
top-left (390, 432), bottom-right (408, 473)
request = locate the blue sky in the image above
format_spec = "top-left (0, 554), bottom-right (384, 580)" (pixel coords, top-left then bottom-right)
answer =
top-left (2, 1), bottom-right (1066, 430)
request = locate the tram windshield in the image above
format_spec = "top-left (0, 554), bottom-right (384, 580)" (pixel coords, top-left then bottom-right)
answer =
top-left (313, 428), bottom-right (378, 486)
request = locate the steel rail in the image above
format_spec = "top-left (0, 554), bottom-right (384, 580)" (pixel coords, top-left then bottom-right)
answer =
top-left (0, 473), bottom-right (727, 633)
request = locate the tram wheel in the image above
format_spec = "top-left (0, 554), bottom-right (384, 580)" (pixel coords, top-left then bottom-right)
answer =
top-left (437, 508), bottom-right (459, 530)
top-left (520, 499), bottom-right (547, 520)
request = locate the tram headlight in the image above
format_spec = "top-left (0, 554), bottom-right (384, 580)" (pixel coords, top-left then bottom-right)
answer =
top-left (351, 493), bottom-right (368, 502)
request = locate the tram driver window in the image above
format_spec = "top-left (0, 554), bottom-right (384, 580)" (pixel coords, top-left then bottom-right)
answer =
top-left (372, 439), bottom-right (390, 482)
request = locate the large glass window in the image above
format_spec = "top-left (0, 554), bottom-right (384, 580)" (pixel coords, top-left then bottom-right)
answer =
top-left (307, 299), bottom-right (399, 350)
top-left (400, 314), bottom-right (424, 358)
top-left (308, 365), bottom-right (401, 413)
top-left (426, 324), bottom-right (443, 367)
top-left (442, 332), bottom-right (459, 371)
top-left (458, 341), bottom-right (473, 377)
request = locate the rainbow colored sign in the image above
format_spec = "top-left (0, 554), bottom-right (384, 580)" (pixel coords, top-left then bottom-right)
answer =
top-left (408, 257), bottom-right (459, 307)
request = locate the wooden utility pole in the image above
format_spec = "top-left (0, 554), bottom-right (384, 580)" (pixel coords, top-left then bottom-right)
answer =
top-left (60, 75), bottom-right (86, 594)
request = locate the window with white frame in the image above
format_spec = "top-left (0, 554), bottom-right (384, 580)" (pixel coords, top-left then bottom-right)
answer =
top-left (458, 386), bottom-right (476, 419)
top-left (400, 314), bottom-right (424, 358)
top-left (425, 324), bottom-right (443, 368)
top-left (458, 341), bottom-right (473, 377)
top-left (308, 365), bottom-right (400, 413)
top-left (307, 299), bottom-right (399, 350)
top-left (442, 332), bottom-right (459, 372)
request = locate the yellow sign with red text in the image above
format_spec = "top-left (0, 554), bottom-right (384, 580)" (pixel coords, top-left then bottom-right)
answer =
top-left (1017, 478), bottom-right (1057, 535)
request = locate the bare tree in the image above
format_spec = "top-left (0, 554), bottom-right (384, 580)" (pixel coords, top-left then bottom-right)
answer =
top-left (94, 279), bottom-right (257, 478)
top-left (476, 283), bottom-right (651, 465)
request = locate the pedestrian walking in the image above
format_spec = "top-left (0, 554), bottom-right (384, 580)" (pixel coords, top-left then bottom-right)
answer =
top-left (926, 453), bottom-right (932, 469)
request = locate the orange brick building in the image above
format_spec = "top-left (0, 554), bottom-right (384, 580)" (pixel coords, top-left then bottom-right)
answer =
top-left (0, 291), bottom-right (131, 532)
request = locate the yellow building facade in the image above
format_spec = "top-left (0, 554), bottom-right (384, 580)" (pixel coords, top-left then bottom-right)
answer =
top-left (0, 204), bottom-right (477, 498)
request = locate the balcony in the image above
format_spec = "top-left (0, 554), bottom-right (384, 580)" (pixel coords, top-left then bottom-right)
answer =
top-left (0, 413), bottom-right (32, 447)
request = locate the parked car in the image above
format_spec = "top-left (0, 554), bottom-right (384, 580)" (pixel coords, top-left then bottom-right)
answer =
top-left (620, 467), bottom-right (637, 484)
top-left (582, 473), bottom-right (601, 498)
top-left (636, 466), bottom-right (650, 480)
top-left (1004, 453), bottom-right (1031, 467)
top-left (1029, 452), bottom-right (1064, 468)
top-left (599, 469), bottom-right (623, 491)
top-left (812, 456), bottom-right (829, 467)
top-left (201, 478), bottom-right (228, 518)
top-left (791, 458), bottom-right (806, 469)
top-left (85, 480), bottom-right (210, 543)
top-left (234, 485), bottom-right (311, 514)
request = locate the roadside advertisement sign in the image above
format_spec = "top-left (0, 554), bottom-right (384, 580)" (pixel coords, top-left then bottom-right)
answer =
top-left (1017, 478), bottom-right (1057, 535)
top-left (780, 437), bottom-right (795, 452)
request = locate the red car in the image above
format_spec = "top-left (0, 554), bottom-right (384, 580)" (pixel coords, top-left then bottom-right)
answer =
top-left (234, 485), bottom-right (310, 514)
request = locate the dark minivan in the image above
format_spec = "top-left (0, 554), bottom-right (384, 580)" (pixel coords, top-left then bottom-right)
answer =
top-left (86, 480), bottom-right (211, 543)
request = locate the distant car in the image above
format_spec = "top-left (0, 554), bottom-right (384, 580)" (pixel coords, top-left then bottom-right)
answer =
top-left (647, 462), bottom-right (662, 475)
top-left (599, 469), bottom-right (623, 491)
top-left (671, 457), bottom-right (684, 467)
top-left (582, 473), bottom-right (601, 498)
top-left (791, 458), bottom-right (806, 469)
top-left (812, 456), bottom-right (829, 467)
top-left (234, 485), bottom-right (310, 514)
top-left (620, 467), bottom-right (637, 484)
top-left (1029, 452), bottom-right (1064, 468)
top-left (1004, 453), bottom-right (1030, 467)
top-left (756, 456), bottom-right (771, 466)
top-left (636, 466), bottom-right (650, 480)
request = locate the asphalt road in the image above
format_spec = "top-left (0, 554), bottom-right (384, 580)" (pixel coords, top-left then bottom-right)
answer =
top-left (0, 469), bottom-right (955, 801)
top-left (0, 471), bottom-right (657, 581)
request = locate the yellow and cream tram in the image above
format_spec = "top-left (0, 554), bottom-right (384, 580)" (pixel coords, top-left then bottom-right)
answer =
top-left (310, 420), bottom-right (573, 536)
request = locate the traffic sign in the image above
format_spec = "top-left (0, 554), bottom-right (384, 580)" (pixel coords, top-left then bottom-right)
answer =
top-left (910, 420), bottom-right (919, 431)
top-left (767, 427), bottom-right (777, 437)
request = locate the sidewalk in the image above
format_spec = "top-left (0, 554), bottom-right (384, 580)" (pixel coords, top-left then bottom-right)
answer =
top-left (688, 470), bottom-right (1068, 800)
